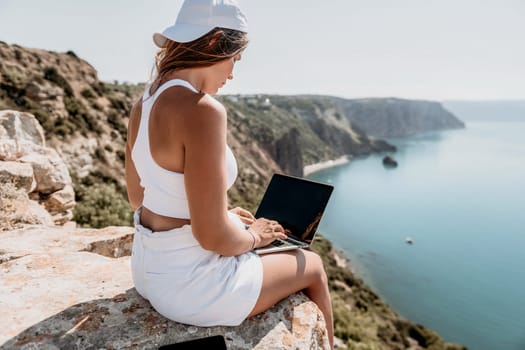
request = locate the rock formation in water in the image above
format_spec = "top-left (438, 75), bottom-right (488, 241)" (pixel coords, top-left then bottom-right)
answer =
top-left (382, 155), bottom-right (398, 167)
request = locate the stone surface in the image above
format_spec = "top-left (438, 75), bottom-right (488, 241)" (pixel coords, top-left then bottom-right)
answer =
top-left (0, 161), bottom-right (35, 193)
top-left (18, 147), bottom-right (71, 195)
top-left (0, 183), bottom-right (54, 230)
top-left (273, 128), bottom-right (303, 177)
top-left (0, 225), bottom-right (330, 349)
top-left (0, 110), bottom-right (75, 225)
top-left (25, 200), bottom-right (55, 226)
top-left (0, 110), bottom-right (45, 160)
top-left (42, 184), bottom-right (75, 225)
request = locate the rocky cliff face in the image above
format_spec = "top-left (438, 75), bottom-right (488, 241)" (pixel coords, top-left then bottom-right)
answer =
top-left (0, 41), bottom-right (137, 195)
top-left (334, 97), bottom-right (465, 138)
top-left (0, 110), bottom-right (75, 228)
top-left (222, 95), bottom-right (396, 172)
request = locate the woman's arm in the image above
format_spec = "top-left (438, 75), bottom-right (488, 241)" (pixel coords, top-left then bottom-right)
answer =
top-left (125, 100), bottom-right (144, 211)
top-left (183, 97), bottom-right (284, 256)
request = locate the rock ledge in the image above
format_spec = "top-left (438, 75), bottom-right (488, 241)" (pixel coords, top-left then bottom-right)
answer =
top-left (0, 225), bottom-right (329, 349)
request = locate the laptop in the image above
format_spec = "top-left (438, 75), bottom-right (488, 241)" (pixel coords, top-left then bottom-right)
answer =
top-left (252, 173), bottom-right (334, 255)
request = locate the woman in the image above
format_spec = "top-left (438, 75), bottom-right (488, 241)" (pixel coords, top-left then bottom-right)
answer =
top-left (125, 0), bottom-right (333, 347)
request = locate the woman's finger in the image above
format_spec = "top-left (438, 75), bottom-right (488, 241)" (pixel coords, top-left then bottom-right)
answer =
top-left (239, 216), bottom-right (255, 225)
top-left (239, 208), bottom-right (255, 219)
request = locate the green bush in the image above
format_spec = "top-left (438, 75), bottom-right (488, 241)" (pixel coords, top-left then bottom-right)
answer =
top-left (63, 96), bottom-right (83, 116)
top-left (91, 82), bottom-right (107, 96)
top-left (109, 96), bottom-right (127, 111)
top-left (116, 149), bottom-right (125, 163)
top-left (91, 101), bottom-right (102, 111)
top-left (73, 182), bottom-right (133, 228)
top-left (81, 88), bottom-right (96, 99)
top-left (66, 50), bottom-right (78, 59)
top-left (63, 96), bottom-right (102, 134)
top-left (94, 146), bottom-right (107, 163)
top-left (53, 117), bottom-right (76, 137)
top-left (43, 67), bottom-right (73, 97)
top-left (107, 112), bottom-right (128, 140)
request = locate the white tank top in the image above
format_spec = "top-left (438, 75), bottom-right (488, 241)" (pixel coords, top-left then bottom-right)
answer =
top-left (131, 79), bottom-right (238, 219)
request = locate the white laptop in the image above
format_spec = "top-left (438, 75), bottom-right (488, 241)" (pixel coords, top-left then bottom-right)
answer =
top-left (252, 173), bottom-right (334, 255)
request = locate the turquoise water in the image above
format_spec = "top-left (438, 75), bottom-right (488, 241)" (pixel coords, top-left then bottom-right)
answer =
top-left (308, 122), bottom-right (525, 350)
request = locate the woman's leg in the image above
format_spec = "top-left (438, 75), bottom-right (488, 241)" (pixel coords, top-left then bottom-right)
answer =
top-left (248, 249), bottom-right (334, 349)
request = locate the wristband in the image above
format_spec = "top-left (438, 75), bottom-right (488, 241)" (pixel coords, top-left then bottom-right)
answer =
top-left (246, 228), bottom-right (256, 250)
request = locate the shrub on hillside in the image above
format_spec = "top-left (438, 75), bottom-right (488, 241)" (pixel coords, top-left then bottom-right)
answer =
top-left (66, 50), bottom-right (78, 59)
top-left (107, 112), bottom-right (128, 140)
top-left (43, 67), bottom-right (73, 97)
top-left (63, 96), bottom-right (102, 134)
top-left (80, 88), bottom-right (96, 99)
top-left (73, 182), bottom-right (133, 228)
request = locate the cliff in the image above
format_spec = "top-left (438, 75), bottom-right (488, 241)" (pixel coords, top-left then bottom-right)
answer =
top-left (0, 42), bottom-right (466, 349)
top-left (1, 41), bottom-right (395, 214)
top-left (333, 97), bottom-right (465, 138)
top-left (0, 42), bottom-right (464, 213)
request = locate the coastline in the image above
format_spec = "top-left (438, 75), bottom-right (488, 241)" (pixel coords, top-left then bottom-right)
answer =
top-left (303, 155), bottom-right (350, 176)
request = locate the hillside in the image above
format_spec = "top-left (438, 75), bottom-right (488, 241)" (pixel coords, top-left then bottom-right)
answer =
top-left (0, 41), bottom-right (397, 214)
top-left (0, 42), bottom-right (465, 213)
top-left (332, 97), bottom-right (465, 138)
top-left (0, 42), bottom-right (465, 349)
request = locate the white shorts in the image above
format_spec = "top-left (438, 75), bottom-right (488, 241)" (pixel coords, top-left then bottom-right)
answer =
top-left (131, 208), bottom-right (263, 326)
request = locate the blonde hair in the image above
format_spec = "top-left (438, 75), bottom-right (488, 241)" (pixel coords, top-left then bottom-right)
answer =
top-left (150, 28), bottom-right (248, 94)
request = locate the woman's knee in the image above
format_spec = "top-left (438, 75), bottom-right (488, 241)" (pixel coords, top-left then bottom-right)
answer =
top-left (305, 250), bottom-right (328, 284)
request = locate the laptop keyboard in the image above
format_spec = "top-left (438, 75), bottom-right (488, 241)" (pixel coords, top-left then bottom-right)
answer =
top-left (271, 238), bottom-right (301, 247)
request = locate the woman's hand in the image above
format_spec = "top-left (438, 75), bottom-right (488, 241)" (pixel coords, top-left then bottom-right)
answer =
top-left (229, 206), bottom-right (255, 225)
top-left (248, 218), bottom-right (287, 248)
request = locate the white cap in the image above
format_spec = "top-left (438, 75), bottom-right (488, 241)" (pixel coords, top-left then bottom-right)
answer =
top-left (153, 0), bottom-right (248, 47)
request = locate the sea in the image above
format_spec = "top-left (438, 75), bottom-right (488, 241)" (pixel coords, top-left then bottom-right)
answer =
top-left (307, 121), bottom-right (525, 350)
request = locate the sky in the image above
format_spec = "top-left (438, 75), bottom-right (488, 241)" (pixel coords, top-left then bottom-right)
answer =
top-left (0, 0), bottom-right (524, 101)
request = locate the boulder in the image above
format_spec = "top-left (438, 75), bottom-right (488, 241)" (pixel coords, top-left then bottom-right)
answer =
top-left (382, 155), bottom-right (398, 167)
top-left (0, 110), bottom-right (75, 224)
top-left (41, 184), bottom-right (75, 225)
top-left (0, 110), bottom-right (45, 160)
top-left (18, 147), bottom-right (71, 194)
top-left (0, 182), bottom-right (54, 230)
top-left (0, 161), bottom-right (36, 193)
top-left (0, 225), bottom-right (330, 349)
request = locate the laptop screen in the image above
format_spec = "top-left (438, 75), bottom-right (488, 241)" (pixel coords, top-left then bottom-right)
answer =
top-left (254, 174), bottom-right (334, 243)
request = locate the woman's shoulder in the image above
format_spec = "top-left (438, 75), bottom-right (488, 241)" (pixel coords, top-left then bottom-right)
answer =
top-left (196, 95), bottom-right (226, 119)
top-left (190, 94), bottom-right (227, 130)
top-left (157, 89), bottom-right (226, 123)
